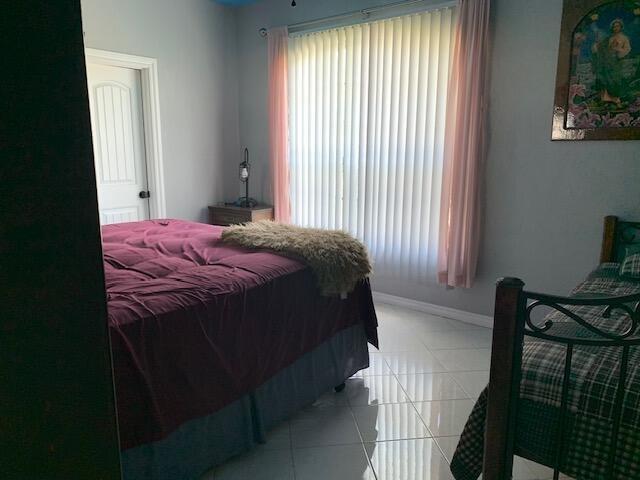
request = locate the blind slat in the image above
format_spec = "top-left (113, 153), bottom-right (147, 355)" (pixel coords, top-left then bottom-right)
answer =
top-left (288, 8), bottom-right (455, 280)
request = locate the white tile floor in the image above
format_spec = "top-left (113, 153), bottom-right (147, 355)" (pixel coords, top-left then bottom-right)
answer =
top-left (202, 301), bottom-right (563, 480)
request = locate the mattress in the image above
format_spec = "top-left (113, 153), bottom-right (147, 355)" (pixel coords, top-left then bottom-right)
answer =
top-left (103, 219), bottom-right (378, 451)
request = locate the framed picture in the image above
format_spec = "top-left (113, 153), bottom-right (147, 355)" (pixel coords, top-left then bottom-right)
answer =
top-left (552, 0), bottom-right (640, 140)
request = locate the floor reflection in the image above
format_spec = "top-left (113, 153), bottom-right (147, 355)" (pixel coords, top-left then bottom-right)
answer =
top-left (207, 301), bottom-right (563, 479)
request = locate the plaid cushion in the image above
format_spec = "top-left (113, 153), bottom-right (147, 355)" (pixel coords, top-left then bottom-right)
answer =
top-left (620, 253), bottom-right (640, 279)
top-left (450, 264), bottom-right (640, 480)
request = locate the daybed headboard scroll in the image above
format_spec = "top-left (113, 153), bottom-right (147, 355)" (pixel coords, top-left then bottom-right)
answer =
top-left (600, 216), bottom-right (640, 263)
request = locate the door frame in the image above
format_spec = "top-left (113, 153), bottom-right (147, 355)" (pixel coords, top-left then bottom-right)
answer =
top-left (85, 48), bottom-right (166, 219)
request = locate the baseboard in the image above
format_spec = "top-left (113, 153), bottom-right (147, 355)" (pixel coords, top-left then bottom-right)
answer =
top-left (372, 291), bottom-right (493, 329)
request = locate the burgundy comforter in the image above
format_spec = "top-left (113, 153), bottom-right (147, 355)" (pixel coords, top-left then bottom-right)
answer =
top-left (103, 220), bottom-right (378, 450)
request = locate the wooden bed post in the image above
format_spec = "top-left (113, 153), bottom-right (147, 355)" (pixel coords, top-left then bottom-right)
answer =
top-left (600, 216), bottom-right (618, 263)
top-left (483, 277), bottom-right (526, 480)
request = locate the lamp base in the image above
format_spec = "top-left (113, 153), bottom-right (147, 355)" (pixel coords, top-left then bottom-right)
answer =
top-left (234, 197), bottom-right (258, 208)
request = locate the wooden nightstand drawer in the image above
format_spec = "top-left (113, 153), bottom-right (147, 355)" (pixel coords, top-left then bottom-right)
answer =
top-left (208, 205), bottom-right (274, 226)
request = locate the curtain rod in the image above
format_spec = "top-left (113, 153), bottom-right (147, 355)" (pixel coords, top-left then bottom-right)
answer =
top-left (258, 0), bottom-right (456, 37)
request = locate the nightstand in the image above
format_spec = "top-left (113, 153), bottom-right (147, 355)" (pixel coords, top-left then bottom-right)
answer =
top-left (208, 204), bottom-right (274, 226)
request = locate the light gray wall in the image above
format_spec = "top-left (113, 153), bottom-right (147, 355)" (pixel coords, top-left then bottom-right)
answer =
top-left (235, 0), bottom-right (640, 316)
top-left (81, 0), bottom-right (240, 222)
top-left (232, 0), bottom-right (404, 201)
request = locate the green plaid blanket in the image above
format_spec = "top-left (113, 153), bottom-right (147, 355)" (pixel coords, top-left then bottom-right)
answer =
top-left (450, 264), bottom-right (640, 480)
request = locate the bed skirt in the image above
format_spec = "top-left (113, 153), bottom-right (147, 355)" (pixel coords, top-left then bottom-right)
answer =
top-left (120, 322), bottom-right (370, 480)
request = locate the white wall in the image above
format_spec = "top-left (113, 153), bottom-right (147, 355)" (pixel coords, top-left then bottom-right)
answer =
top-left (81, 0), bottom-right (240, 222)
top-left (234, 0), bottom-right (640, 316)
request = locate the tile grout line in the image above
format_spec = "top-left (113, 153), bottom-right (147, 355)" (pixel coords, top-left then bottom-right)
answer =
top-left (347, 394), bottom-right (379, 480)
top-left (424, 343), bottom-right (492, 374)
top-left (381, 347), bottom-right (476, 442)
top-left (352, 372), bottom-right (470, 475)
top-left (383, 355), bottom-right (435, 441)
top-left (432, 435), bottom-right (457, 468)
top-left (372, 304), bottom-right (493, 476)
top-left (376, 309), bottom-right (487, 473)
top-left (400, 338), bottom-right (479, 472)
top-left (379, 352), bottom-right (459, 471)
top-left (450, 377), bottom-right (474, 400)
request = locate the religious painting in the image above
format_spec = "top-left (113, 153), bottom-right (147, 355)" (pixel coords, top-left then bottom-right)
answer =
top-left (552, 0), bottom-right (640, 140)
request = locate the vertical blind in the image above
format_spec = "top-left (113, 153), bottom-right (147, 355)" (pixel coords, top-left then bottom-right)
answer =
top-left (288, 7), bottom-right (455, 281)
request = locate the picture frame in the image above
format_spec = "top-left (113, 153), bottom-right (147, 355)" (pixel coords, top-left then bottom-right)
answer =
top-left (552, 0), bottom-right (640, 140)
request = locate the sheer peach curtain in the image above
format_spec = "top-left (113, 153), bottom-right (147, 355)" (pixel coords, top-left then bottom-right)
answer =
top-left (268, 27), bottom-right (291, 223)
top-left (437, 0), bottom-right (491, 288)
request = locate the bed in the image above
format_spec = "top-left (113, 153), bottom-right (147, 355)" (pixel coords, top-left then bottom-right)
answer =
top-left (102, 219), bottom-right (378, 480)
top-left (450, 216), bottom-right (640, 480)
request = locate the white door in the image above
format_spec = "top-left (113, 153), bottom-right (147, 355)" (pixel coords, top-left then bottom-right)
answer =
top-left (87, 63), bottom-right (150, 225)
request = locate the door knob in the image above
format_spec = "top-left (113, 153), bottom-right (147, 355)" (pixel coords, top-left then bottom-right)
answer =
top-left (139, 190), bottom-right (151, 199)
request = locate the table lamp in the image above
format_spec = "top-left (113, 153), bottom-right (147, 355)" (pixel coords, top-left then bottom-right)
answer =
top-left (237, 148), bottom-right (257, 208)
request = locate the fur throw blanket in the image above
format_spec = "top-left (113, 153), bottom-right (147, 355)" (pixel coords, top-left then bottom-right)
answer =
top-left (221, 221), bottom-right (371, 296)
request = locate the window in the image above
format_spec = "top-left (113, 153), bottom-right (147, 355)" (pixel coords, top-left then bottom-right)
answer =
top-left (287, 7), bottom-right (456, 281)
